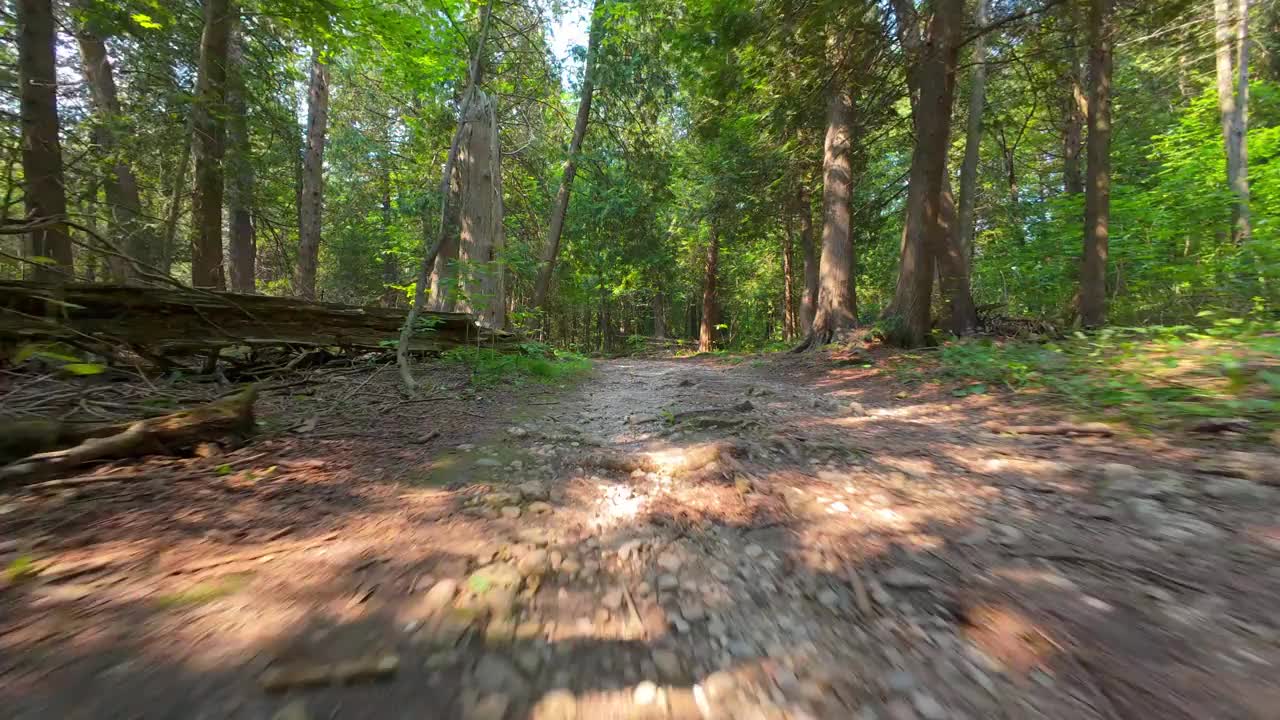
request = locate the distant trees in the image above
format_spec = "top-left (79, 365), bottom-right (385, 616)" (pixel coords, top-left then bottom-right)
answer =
top-left (189, 0), bottom-right (233, 289)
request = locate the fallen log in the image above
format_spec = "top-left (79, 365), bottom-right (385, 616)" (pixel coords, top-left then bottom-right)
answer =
top-left (986, 421), bottom-right (1114, 437)
top-left (0, 281), bottom-right (513, 362)
top-left (0, 387), bottom-right (256, 484)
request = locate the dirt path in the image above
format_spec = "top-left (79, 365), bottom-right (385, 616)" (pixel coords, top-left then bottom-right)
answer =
top-left (3, 353), bottom-right (1279, 719)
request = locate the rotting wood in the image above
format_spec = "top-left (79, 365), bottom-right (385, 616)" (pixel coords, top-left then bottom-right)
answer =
top-left (0, 387), bottom-right (256, 484)
top-left (0, 281), bottom-right (512, 360)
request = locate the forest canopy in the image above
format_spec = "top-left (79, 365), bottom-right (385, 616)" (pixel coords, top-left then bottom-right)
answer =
top-left (2, 0), bottom-right (1277, 353)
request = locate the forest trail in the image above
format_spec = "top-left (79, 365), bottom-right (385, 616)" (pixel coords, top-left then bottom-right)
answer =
top-left (3, 353), bottom-right (1280, 719)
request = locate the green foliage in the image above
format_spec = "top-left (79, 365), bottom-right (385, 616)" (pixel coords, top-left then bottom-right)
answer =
top-left (926, 317), bottom-right (1280, 438)
top-left (442, 346), bottom-right (592, 387)
top-left (5, 555), bottom-right (39, 584)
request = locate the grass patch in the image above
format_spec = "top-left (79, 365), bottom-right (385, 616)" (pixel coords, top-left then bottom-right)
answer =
top-left (913, 316), bottom-right (1279, 438)
top-left (157, 573), bottom-right (252, 607)
top-left (443, 343), bottom-right (591, 388)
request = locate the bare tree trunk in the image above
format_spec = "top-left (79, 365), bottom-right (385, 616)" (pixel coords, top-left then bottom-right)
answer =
top-left (796, 185), bottom-right (818, 333)
top-left (455, 90), bottom-right (505, 328)
top-left (380, 163), bottom-right (399, 307)
top-left (226, 18), bottom-right (255, 293)
top-left (1234, 0), bottom-right (1252, 241)
top-left (17, 0), bottom-right (73, 281)
top-left (652, 290), bottom-right (665, 339)
top-left (160, 127), bottom-right (192, 276)
top-left (532, 1), bottom-right (602, 312)
top-left (888, 0), bottom-right (968, 345)
top-left (72, 6), bottom-right (149, 280)
top-left (955, 0), bottom-right (989, 263)
top-left (1064, 0), bottom-right (1087, 195)
top-left (781, 211), bottom-right (795, 340)
top-left (1080, 0), bottom-right (1113, 327)
top-left (398, 0), bottom-right (496, 390)
top-left (428, 165), bottom-right (461, 311)
top-left (799, 84), bottom-right (856, 348)
top-left (698, 224), bottom-right (719, 352)
top-left (296, 49), bottom-right (329, 300)
top-left (189, 0), bottom-right (233, 289)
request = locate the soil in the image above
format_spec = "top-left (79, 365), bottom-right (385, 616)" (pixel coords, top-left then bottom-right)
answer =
top-left (2, 349), bottom-right (1279, 720)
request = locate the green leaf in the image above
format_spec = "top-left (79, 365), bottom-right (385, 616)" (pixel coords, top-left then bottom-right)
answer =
top-left (131, 13), bottom-right (163, 30)
top-left (215, 464), bottom-right (233, 476)
top-left (62, 363), bottom-right (106, 376)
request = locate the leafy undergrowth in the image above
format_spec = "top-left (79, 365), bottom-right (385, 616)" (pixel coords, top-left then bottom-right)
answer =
top-left (899, 316), bottom-right (1280, 440)
top-left (443, 343), bottom-right (592, 387)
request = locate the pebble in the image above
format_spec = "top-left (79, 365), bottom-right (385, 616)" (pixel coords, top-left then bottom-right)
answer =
top-left (652, 649), bottom-right (682, 680)
top-left (518, 549), bottom-right (549, 577)
top-left (634, 681), bottom-right (659, 705)
top-left (745, 544), bottom-right (766, 559)
top-left (911, 692), bottom-right (946, 720)
top-left (657, 550), bottom-right (684, 572)
top-left (882, 568), bottom-right (935, 589)
top-left (530, 689), bottom-right (577, 720)
top-left (680, 599), bottom-right (707, 622)
top-left (501, 505), bottom-right (522, 519)
top-left (528, 501), bottom-right (553, 515)
top-left (657, 574), bottom-right (680, 591)
top-left (703, 670), bottom-right (738, 700)
top-left (602, 589), bottom-right (623, 610)
top-left (817, 588), bottom-right (840, 608)
top-left (886, 670), bottom-right (916, 693)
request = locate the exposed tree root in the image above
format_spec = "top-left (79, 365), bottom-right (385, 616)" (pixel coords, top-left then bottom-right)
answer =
top-left (987, 422), bottom-right (1114, 437)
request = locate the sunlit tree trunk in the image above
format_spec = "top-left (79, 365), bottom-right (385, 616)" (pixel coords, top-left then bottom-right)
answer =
top-left (455, 90), bottom-right (505, 328)
top-left (190, 0), bottom-right (233, 289)
top-left (296, 49), bottom-right (329, 300)
top-left (533, 1), bottom-right (602, 312)
top-left (699, 224), bottom-right (719, 352)
top-left (226, 17), bottom-right (255, 293)
top-left (1212, 0), bottom-right (1251, 243)
top-left (428, 166), bottom-right (461, 311)
top-left (73, 5), bottom-right (149, 280)
top-left (1080, 0), bottom-right (1113, 327)
top-left (17, 0), bottom-right (73, 281)
top-left (798, 84), bottom-right (855, 349)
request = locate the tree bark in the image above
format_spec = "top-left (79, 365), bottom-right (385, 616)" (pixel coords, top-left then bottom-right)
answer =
top-left (652, 291), bottom-right (665, 339)
top-left (781, 211), bottom-right (796, 340)
top-left (455, 90), bottom-right (505, 328)
top-left (1080, 0), bottom-right (1113, 327)
top-left (226, 17), bottom-right (255, 293)
top-left (796, 185), bottom-right (818, 334)
top-left (380, 163), bottom-right (399, 307)
top-left (532, 1), bottom-right (602, 312)
top-left (955, 0), bottom-right (989, 263)
top-left (189, 0), bottom-right (233, 289)
top-left (296, 49), bottom-right (329, 300)
top-left (800, 85), bottom-right (856, 348)
top-left (17, 0), bottom-right (73, 281)
top-left (398, 0), bottom-right (496, 390)
top-left (1063, 0), bottom-right (1087, 195)
top-left (72, 6), bottom-right (149, 280)
top-left (698, 224), bottom-right (719, 352)
top-left (888, 0), bottom-right (970, 345)
top-left (161, 129), bottom-right (192, 276)
top-left (427, 165), bottom-right (461, 311)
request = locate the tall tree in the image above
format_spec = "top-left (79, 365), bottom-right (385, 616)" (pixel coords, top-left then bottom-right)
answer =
top-left (698, 223), bottom-right (719, 352)
top-left (800, 84), bottom-right (856, 348)
top-left (296, 49), bottom-right (330, 300)
top-left (1063, 0), bottom-right (1087, 195)
top-left (781, 209), bottom-right (796, 340)
top-left (1214, 0), bottom-right (1251, 243)
top-left (190, 0), bottom-right (234, 289)
top-left (955, 0), bottom-right (989, 262)
top-left (532, 1), bottom-right (603, 312)
top-left (455, 90), bottom-right (506, 328)
top-left (226, 17), bottom-right (255, 293)
top-left (17, 0), bottom-right (73, 281)
top-left (1080, 0), bottom-right (1113, 327)
top-left (398, 0), bottom-right (497, 389)
top-left (796, 185), bottom-right (818, 334)
top-left (72, 2), bottom-right (149, 280)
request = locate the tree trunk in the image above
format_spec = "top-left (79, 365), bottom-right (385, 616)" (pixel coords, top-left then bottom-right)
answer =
top-left (1064, 1), bottom-right (1087, 195)
top-left (1080, 0), bottom-right (1113, 327)
top-left (380, 163), bottom-right (399, 307)
top-left (652, 291), bottom-right (665, 339)
top-left (1218, 0), bottom-right (1251, 242)
top-left (428, 165), bottom-right (461, 311)
top-left (888, 0), bottom-right (969, 345)
top-left (801, 85), bottom-right (856, 348)
top-left (698, 224), bottom-right (719, 352)
top-left (189, 0), bottom-right (233, 289)
top-left (781, 212), bottom-right (795, 340)
top-left (296, 49), bottom-right (329, 300)
top-left (455, 90), bottom-right (505, 329)
top-left (17, 0), bottom-right (73, 281)
top-left (796, 185), bottom-right (818, 334)
top-left (532, 1), bottom-right (602, 312)
top-left (955, 0), bottom-right (989, 263)
top-left (72, 6), bottom-right (149, 280)
top-left (226, 18), bottom-right (255, 293)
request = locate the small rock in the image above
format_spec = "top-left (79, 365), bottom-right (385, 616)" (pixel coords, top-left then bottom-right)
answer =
top-left (425, 651), bottom-right (459, 670)
top-left (530, 689), bottom-right (578, 720)
top-left (657, 550), bottom-right (683, 573)
top-left (517, 481), bottom-right (549, 501)
top-left (475, 458), bottom-right (502, 468)
top-left (518, 549), bottom-right (549, 577)
top-left (634, 681), bottom-right (659, 705)
top-left (421, 579), bottom-right (459, 614)
top-left (886, 670), bottom-right (916, 693)
top-left (744, 544), bottom-right (765, 559)
top-left (527, 501), bottom-right (553, 515)
top-left (464, 693), bottom-right (512, 720)
top-left (657, 574), bottom-right (680, 591)
top-left (680, 599), bottom-right (707, 622)
top-left (501, 506), bottom-right (522, 520)
top-left (485, 491), bottom-right (522, 508)
top-left (703, 670), bottom-right (738, 700)
top-left (515, 648), bottom-right (543, 675)
top-left (848, 402), bottom-right (867, 416)
top-left (817, 588), bottom-right (840, 608)
top-left (602, 589), bottom-right (624, 610)
top-left (881, 568), bottom-right (935, 590)
top-left (1202, 477), bottom-right (1272, 502)
top-left (995, 525), bottom-right (1025, 546)
top-left (911, 692), bottom-right (946, 720)
top-left (652, 649), bottom-right (683, 680)
top-left (508, 426), bottom-right (528, 437)
top-left (472, 654), bottom-right (529, 697)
